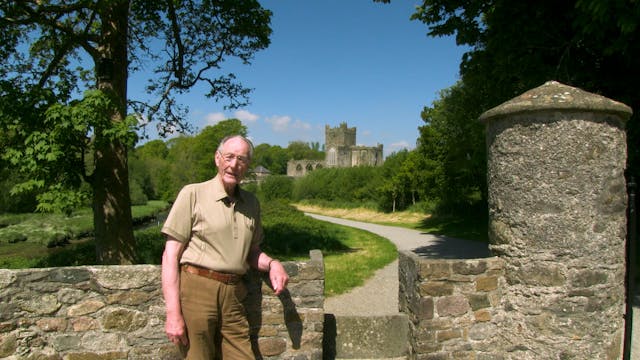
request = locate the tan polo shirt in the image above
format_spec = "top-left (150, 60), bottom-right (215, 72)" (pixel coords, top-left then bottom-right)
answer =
top-left (161, 175), bottom-right (263, 275)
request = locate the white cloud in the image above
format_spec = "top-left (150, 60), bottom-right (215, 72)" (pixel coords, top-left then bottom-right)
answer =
top-left (234, 110), bottom-right (259, 123)
top-left (265, 115), bottom-right (292, 132)
top-left (388, 140), bottom-right (413, 152)
top-left (292, 119), bottom-right (312, 130)
top-left (204, 112), bottom-right (226, 125)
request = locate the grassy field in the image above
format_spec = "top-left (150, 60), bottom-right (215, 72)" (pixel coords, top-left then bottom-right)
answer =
top-left (0, 201), bottom-right (170, 268)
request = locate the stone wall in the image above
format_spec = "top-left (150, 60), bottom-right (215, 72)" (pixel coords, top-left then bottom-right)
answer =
top-left (480, 81), bottom-right (631, 359)
top-left (286, 160), bottom-right (324, 178)
top-left (0, 250), bottom-right (324, 359)
top-left (398, 251), bottom-right (506, 358)
top-left (399, 81), bottom-right (632, 359)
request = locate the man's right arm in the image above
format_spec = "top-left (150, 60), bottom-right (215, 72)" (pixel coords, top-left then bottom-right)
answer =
top-left (161, 238), bottom-right (189, 346)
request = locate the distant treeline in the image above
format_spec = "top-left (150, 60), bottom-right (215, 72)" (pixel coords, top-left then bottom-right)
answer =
top-left (1, 118), bottom-right (484, 217)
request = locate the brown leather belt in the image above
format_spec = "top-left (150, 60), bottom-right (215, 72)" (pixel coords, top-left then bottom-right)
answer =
top-left (181, 264), bottom-right (241, 284)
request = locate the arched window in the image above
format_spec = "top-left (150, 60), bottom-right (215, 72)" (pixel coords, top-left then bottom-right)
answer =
top-left (327, 148), bottom-right (337, 166)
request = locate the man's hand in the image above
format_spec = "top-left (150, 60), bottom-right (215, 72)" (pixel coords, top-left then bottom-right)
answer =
top-left (165, 313), bottom-right (189, 346)
top-left (268, 260), bottom-right (289, 295)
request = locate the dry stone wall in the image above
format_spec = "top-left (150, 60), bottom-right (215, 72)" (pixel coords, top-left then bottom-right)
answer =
top-left (0, 250), bottom-right (324, 360)
top-left (399, 252), bottom-right (506, 359)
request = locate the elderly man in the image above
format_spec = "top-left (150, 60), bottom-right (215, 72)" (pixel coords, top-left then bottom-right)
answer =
top-left (161, 135), bottom-right (289, 359)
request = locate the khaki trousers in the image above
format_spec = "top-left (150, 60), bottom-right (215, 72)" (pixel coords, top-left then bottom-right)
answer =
top-left (179, 270), bottom-right (253, 360)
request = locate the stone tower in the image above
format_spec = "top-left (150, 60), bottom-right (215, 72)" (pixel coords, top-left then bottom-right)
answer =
top-left (286, 122), bottom-right (383, 177)
top-left (325, 123), bottom-right (356, 167)
top-left (324, 123), bottom-right (383, 168)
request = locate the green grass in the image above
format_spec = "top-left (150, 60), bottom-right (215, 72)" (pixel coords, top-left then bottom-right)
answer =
top-left (0, 201), bottom-right (169, 268)
top-left (322, 226), bottom-right (397, 297)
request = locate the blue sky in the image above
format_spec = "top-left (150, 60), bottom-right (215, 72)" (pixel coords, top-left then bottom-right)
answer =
top-left (138, 0), bottom-right (468, 156)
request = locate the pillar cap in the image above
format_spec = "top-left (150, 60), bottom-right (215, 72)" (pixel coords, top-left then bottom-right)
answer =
top-left (479, 80), bottom-right (632, 123)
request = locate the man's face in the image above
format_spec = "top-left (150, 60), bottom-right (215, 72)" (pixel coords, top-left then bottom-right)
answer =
top-left (215, 137), bottom-right (251, 191)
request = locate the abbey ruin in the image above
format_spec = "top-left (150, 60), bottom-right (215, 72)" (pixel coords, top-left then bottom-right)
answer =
top-left (286, 122), bottom-right (384, 177)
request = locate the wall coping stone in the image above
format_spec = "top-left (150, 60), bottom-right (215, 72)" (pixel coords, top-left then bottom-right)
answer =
top-left (478, 80), bottom-right (632, 122)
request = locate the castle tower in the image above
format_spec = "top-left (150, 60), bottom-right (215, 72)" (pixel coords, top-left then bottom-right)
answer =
top-left (325, 123), bottom-right (356, 167)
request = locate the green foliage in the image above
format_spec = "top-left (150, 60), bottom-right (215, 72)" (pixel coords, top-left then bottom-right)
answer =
top-left (1, 0), bottom-right (273, 263)
top-left (0, 172), bottom-right (38, 213)
top-left (253, 143), bottom-right (289, 174)
top-left (286, 141), bottom-right (325, 160)
top-left (292, 167), bottom-right (384, 206)
top-left (411, 0), bottom-right (640, 182)
top-left (133, 226), bottom-right (166, 265)
top-left (3, 90), bottom-right (133, 215)
top-left (418, 199), bottom-right (488, 243)
top-left (260, 199), bottom-right (349, 257)
top-left (130, 119), bottom-right (248, 202)
top-left (0, 202), bottom-right (167, 249)
top-left (417, 84), bottom-right (486, 210)
top-left (0, 199), bottom-right (348, 266)
top-left (258, 175), bottom-right (294, 201)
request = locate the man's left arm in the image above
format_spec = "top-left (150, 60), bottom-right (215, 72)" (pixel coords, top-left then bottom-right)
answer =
top-left (248, 244), bottom-right (289, 295)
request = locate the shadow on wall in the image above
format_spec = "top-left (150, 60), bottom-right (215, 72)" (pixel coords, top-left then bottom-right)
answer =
top-left (245, 268), bottom-right (308, 359)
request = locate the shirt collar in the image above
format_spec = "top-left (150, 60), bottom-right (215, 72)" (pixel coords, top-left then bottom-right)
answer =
top-left (211, 174), bottom-right (245, 204)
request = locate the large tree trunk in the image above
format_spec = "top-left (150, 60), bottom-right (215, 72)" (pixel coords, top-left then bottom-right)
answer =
top-left (93, 0), bottom-right (136, 264)
top-left (93, 141), bottom-right (136, 264)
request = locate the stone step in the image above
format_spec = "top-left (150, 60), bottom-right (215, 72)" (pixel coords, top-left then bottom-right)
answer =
top-left (323, 314), bottom-right (410, 360)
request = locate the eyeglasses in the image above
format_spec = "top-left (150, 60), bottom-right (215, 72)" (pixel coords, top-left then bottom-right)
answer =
top-left (218, 151), bottom-right (249, 165)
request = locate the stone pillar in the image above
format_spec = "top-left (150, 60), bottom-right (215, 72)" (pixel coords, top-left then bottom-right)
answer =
top-left (479, 81), bottom-right (632, 359)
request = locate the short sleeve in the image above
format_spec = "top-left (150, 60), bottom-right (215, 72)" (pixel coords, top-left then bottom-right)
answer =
top-left (161, 186), bottom-right (195, 243)
top-left (252, 201), bottom-right (264, 247)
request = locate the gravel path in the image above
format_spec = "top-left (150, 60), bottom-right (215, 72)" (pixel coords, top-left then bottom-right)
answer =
top-left (308, 213), bottom-right (639, 357)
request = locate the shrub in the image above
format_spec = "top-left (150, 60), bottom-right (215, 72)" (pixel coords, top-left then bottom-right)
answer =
top-left (134, 226), bottom-right (165, 264)
top-left (261, 199), bottom-right (348, 257)
top-left (259, 175), bottom-right (293, 201)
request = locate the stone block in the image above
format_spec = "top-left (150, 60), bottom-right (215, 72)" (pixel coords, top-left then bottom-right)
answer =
top-left (67, 299), bottom-right (106, 316)
top-left (36, 317), bottom-right (68, 332)
top-left (419, 262), bottom-right (451, 280)
top-left (415, 297), bottom-right (434, 320)
top-left (452, 260), bottom-right (487, 275)
top-left (468, 293), bottom-right (491, 310)
top-left (475, 276), bottom-right (499, 292)
top-left (258, 337), bottom-right (287, 356)
top-left (420, 281), bottom-right (453, 297)
top-left (436, 328), bottom-right (462, 342)
top-left (436, 296), bottom-right (470, 317)
top-left (100, 308), bottom-right (147, 332)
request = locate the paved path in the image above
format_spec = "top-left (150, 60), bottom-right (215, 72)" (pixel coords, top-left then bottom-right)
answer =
top-left (307, 213), bottom-right (490, 316)
top-left (307, 213), bottom-right (639, 358)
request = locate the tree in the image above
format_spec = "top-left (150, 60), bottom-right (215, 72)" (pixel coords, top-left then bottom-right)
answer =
top-left (287, 141), bottom-right (325, 160)
top-left (0, 1), bottom-right (272, 264)
top-left (410, 0), bottom-right (639, 179)
top-left (417, 83), bottom-right (486, 211)
top-left (253, 143), bottom-right (289, 175)
top-left (145, 119), bottom-right (248, 201)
